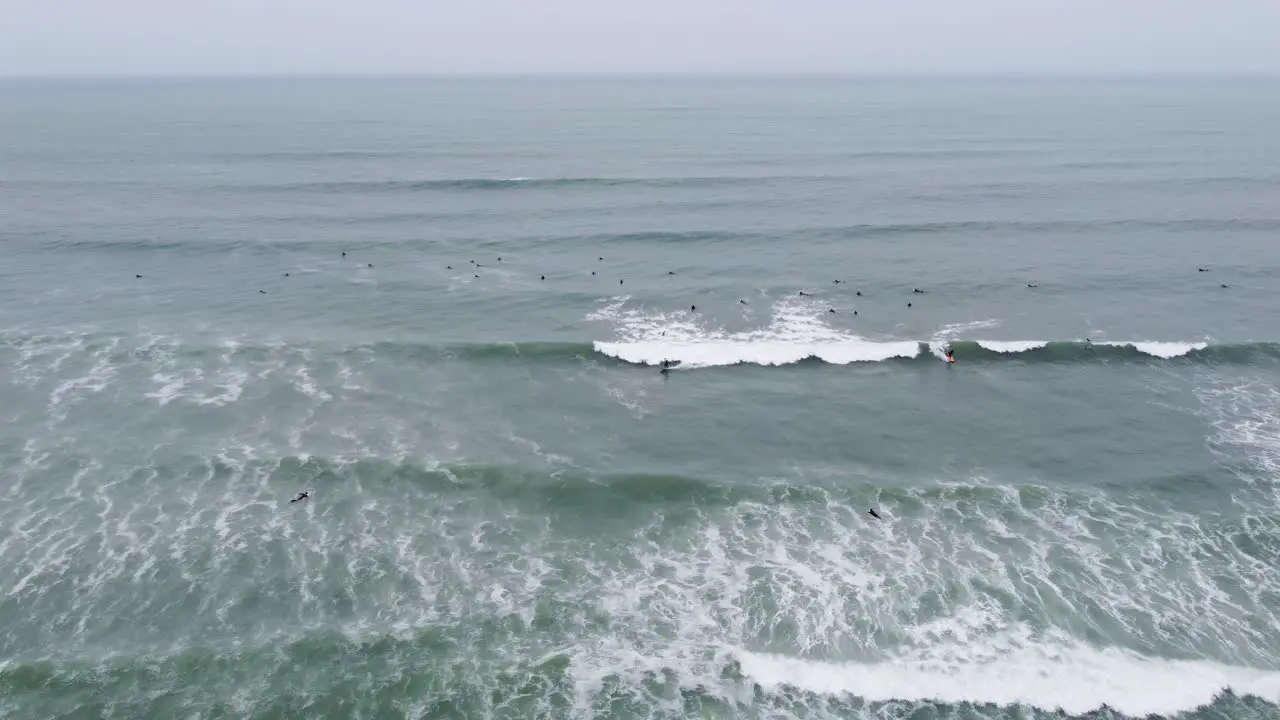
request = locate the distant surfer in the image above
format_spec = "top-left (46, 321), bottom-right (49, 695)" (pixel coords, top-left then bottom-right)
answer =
top-left (1198, 267), bottom-right (1208, 272)
top-left (913, 288), bottom-right (924, 294)
top-left (828, 308), bottom-right (836, 313)
top-left (740, 299), bottom-right (747, 304)
top-left (856, 291), bottom-right (862, 297)
top-left (945, 347), bottom-right (955, 364)
top-left (1027, 283), bottom-right (1037, 288)
top-left (868, 508), bottom-right (882, 520)
top-left (691, 305), bottom-right (696, 312)
top-left (290, 491), bottom-right (310, 504)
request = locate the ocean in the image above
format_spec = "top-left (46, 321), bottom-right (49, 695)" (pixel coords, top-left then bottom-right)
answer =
top-left (2, 77), bottom-right (1280, 719)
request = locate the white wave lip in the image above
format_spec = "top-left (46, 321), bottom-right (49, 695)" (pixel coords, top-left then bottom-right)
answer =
top-left (594, 339), bottom-right (920, 367)
top-left (976, 340), bottom-right (1051, 353)
top-left (738, 646), bottom-right (1280, 717)
top-left (1107, 341), bottom-right (1209, 358)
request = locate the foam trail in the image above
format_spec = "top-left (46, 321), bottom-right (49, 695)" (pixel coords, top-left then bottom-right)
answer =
top-left (739, 645), bottom-right (1280, 717)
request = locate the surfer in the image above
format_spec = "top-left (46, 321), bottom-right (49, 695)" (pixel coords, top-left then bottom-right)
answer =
top-left (945, 347), bottom-right (955, 363)
top-left (856, 291), bottom-right (862, 297)
top-left (691, 305), bottom-right (696, 312)
top-left (660, 359), bottom-right (673, 375)
top-left (1027, 283), bottom-right (1037, 288)
top-left (290, 491), bottom-right (310, 503)
top-left (913, 288), bottom-right (924, 294)
top-left (829, 308), bottom-right (836, 313)
top-left (669, 271), bottom-right (676, 275)
top-left (740, 299), bottom-right (747, 304)
top-left (868, 508), bottom-right (882, 520)
top-left (1199, 267), bottom-right (1208, 272)
top-left (135, 274), bottom-right (143, 278)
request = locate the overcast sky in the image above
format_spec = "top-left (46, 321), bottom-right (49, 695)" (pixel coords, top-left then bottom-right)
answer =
top-left (3, 0), bottom-right (1279, 76)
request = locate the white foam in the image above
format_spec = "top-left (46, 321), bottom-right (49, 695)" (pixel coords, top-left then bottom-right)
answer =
top-left (591, 294), bottom-right (920, 367)
top-left (975, 340), bottom-right (1051, 353)
top-left (739, 642), bottom-right (1280, 717)
top-left (595, 338), bottom-right (920, 367)
top-left (1128, 341), bottom-right (1208, 358)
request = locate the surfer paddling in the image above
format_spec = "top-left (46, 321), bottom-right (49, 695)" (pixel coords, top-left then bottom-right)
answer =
top-left (290, 491), bottom-right (310, 504)
top-left (868, 508), bottom-right (882, 520)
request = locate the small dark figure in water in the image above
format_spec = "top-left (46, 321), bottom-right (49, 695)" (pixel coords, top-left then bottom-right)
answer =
top-left (669, 271), bottom-right (676, 275)
top-left (913, 288), bottom-right (924, 294)
top-left (599, 257), bottom-right (604, 261)
top-left (591, 271), bottom-right (596, 276)
top-left (829, 308), bottom-right (836, 313)
top-left (1027, 283), bottom-right (1037, 288)
top-left (907, 302), bottom-right (912, 308)
top-left (690, 305), bottom-right (696, 312)
top-left (1222, 284), bottom-right (1230, 288)
top-left (945, 347), bottom-right (955, 362)
top-left (868, 508), bottom-right (882, 520)
top-left (498, 257), bottom-right (502, 262)
top-left (342, 252), bottom-right (346, 257)
top-left (291, 491), bottom-right (310, 503)
top-left (368, 263), bottom-right (374, 268)
top-left (135, 274), bottom-right (143, 278)
top-left (474, 274), bottom-right (480, 278)
top-left (798, 291), bottom-right (808, 296)
top-left (853, 310), bottom-right (858, 315)
top-left (1199, 268), bottom-right (1208, 272)
top-left (541, 275), bottom-right (545, 281)
top-left (284, 273), bottom-right (290, 277)
top-left (620, 279), bottom-right (624, 285)
top-left (447, 266), bottom-right (452, 269)
top-left (856, 291), bottom-right (862, 297)
top-left (740, 299), bottom-right (747, 304)
top-left (259, 289), bottom-right (266, 294)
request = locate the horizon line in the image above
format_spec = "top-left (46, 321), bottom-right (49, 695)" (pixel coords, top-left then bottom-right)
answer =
top-left (3, 71), bottom-right (1279, 82)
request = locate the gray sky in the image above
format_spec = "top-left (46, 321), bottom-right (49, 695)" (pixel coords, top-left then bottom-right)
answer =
top-left (3, 0), bottom-right (1279, 76)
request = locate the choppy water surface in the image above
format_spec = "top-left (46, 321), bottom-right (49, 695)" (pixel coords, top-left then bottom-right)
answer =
top-left (3, 77), bottom-right (1280, 719)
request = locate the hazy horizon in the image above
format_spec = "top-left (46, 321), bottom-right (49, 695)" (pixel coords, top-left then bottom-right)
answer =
top-left (3, 1), bottom-right (1279, 77)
